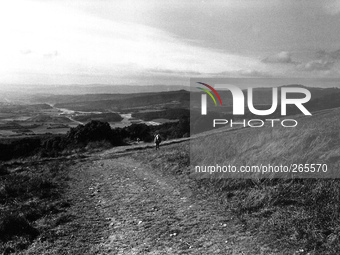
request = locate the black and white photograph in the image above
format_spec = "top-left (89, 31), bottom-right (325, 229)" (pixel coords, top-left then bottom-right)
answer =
top-left (1, 0), bottom-right (340, 254)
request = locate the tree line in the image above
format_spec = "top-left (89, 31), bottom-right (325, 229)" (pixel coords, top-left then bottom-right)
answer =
top-left (0, 117), bottom-right (190, 161)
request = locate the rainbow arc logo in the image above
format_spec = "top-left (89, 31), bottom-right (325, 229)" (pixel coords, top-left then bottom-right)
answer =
top-left (196, 82), bottom-right (222, 106)
top-left (196, 82), bottom-right (222, 115)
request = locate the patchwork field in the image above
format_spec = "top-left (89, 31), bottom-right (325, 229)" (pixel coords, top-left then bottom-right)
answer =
top-left (0, 90), bottom-right (190, 137)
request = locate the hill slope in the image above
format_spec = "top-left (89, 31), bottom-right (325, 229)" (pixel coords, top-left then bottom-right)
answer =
top-left (191, 107), bottom-right (340, 178)
top-left (189, 107), bottom-right (340, 253)
top-left (1, 106), bottom-right (340, 254)
top-left (54, 90), bottom-right (190, 112)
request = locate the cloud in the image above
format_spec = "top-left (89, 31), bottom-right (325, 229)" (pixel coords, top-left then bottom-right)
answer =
top-left (4, 0), bottom-right (340, 85)
top-left (148, 68), bottom-right (202, 76)
top-left (43, 50), bottom-right (59, 58)
top-left (209, 69), bottom-right (272, 78)
top-left (300, 59), bottom-right (334, 71)
top-left (259, 49), bottom-right (340, 77)
top-left (0, 0), bottom-right (270, 85)
top-left (262, 51), bottom-right (297, 64)
top-left (20, 49), bottom-right (32, 55)
top-left (324, 0), bottom-right (340, 15)
top-left (300, 49), bottom-right (340, 71)
top-left (316, 49), bottom-right (340, 60)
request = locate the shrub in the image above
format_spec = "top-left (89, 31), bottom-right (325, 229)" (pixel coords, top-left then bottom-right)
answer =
top-left (67, 120), bottom-right (122, 146)
top-left (0, 213), bottom-right (39, 241)
top-left (0, 166), bottom-right (9, 176)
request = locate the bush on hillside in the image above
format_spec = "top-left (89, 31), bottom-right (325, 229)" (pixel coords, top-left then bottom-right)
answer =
top-left (0, 117), bottom-right (190, 161)
top-left (0, 213), bottom-right (39, 242)
top-left (124, 123), bottom-right (152, 142)
top-left (67, 120), bottom-right (115, 144)
top-left (0, 138), bottom-right (41, 161)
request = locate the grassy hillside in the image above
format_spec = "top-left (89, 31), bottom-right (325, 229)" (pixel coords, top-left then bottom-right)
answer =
top-left (306, 91), bottom-right (340, 112)
top-left (191, 108), bottom-right (340, 179)
top-left (138, 108), bottom-right (340, 254)
top-left (0, 161), bottom-right (71, 253)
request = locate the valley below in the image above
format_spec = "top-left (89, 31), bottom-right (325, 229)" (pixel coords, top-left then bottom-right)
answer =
top-left (0, 90), bottom-right (189, 138)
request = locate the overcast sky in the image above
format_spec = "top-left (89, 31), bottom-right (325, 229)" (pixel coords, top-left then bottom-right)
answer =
top-left (0, 0), bottom-right (340, 87)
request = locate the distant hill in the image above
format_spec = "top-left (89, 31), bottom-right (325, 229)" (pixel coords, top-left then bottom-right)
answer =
top-left (32, 93), bottom-right (135, 105)
top-left (245, 85), bottom-right (340, 105)
top-left (20, 85), bottom-right (340, 117)
top-left (73, 113), bottom-right (123, 123)
top-left (0, 104), bottom-right (52, 113)
top-left (1, 84), bottom-right (189, 101)
top-left (54, 90), bottom-right (190, 112)
top-left (26, 114), bottom-right (70, 123)
top-left (40, 84), bottom-right (189, 94)
top-left (191, 85), bottom-right (340, 109)
top-left (132, 108), bottom-right (189, 121)
top-left (38, 86), bottom-right (340, 122)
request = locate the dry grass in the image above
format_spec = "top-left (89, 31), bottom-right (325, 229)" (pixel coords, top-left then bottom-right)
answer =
top-left (190, 108), bottom-right (340, 253)
top-left (136, 108), bottom-right (340, 254)
top-left (191, 108), bottom-right (340, 179)
top-left (0, 161), bottom-right (71, 253)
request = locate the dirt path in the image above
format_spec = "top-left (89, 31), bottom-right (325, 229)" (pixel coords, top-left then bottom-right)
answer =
top-left (26, 151), bottom-right (281, 254)
top-left (89, 156), bottom-right (281, 254)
